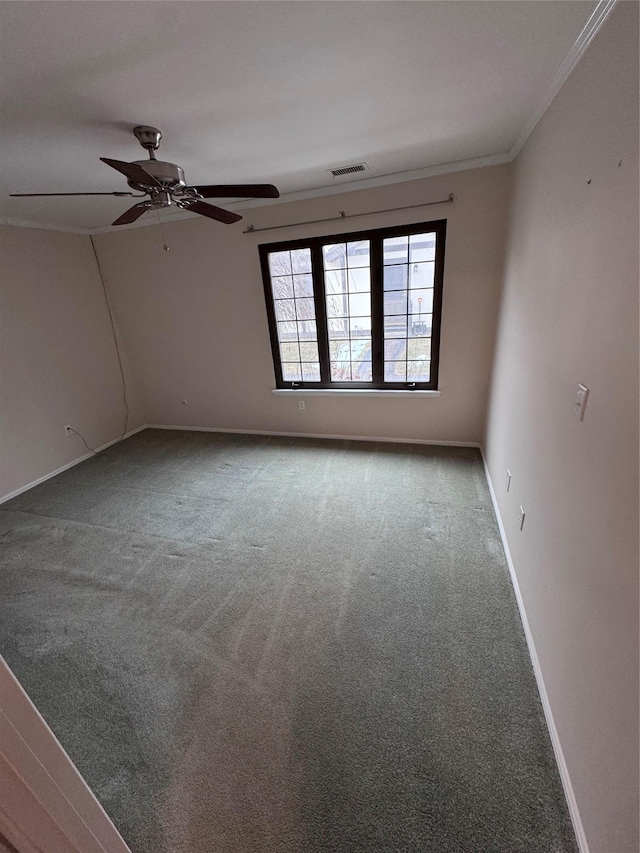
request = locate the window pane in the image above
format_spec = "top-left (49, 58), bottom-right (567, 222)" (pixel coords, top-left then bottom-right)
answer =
top-left (351, 339), bottom-right (372, 361)
top-left (407, 289), bottom-right (433, 315)
top-left (409, 313), bottom-right (432, 337)
top-left (384, 264), bottom-right (407, 291)
top-left (272, 276), bottom-right (294, 299)
top-left (324, 243), bottom-right (372, 384)
top-left (326, 292), bottom-right (348, 318)
top-left (301, 362), bottom-right (320, 381)
top-left (350, 317), bottom-right (371, 337)
top-left (295, 297), bottom-right (316, 321)
top-left (385, 361), bottom-right (407, 381)
top-left (275, 299), bottom-right (296, 322)
top-left (329, 340), bottom-right (350, 361)
top-left (384, 339), bottom-right (407, 361)
top-left (349, 292), bottom-right (370, 318)
top-left (323, 243), bottom-right (346, 270)
top-left (269, 251), bottom-right (292, 276)
top-left (327, 319), bottom-right (349, 340)
top-left (299, 341), bottom-right (319, 361)
top-left (293, 274), bottom-right (313, 298)
top-left (324, 268), bottom-right (346, 294)
top-left (267, 247), bottom-right (319, 384)
top-left (354, 361), bottom-right (373, 381)
top-left (380, 234), bottom-right (436, 385)
top-left (297, 320), bottom-right (317, 341)
top-left (409, 233), bottom-right (436, 264)
top-left (347, 241), bottom-right (370, 268)
top-left (277, 321), bottom-right (297, 341)
top-left (348, 267), bottom-right (370, 293)
top-left (407, 361), bottom-right (430, 382)
top-left (384, 316), bottom-right (407, 338)
top-left (383, 235), bottom-right (408, 265)
top-left (407, 338), bottom-right (431, 360)
top-left (409, 262), bottom-right (435, 289)
top-left (282, 363), bottom-right (302, 382)
top-left (331, 361), bottom-right (352, 381)
top-left (280, 342), bottom-right (300, 362)
top-left (384, 290), bottom-right (407, 315)
top-left (291, 248), bottom-right (312, 274)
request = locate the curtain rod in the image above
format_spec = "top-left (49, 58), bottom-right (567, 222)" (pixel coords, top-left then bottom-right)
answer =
top-left (242, 193), bottom-right (454, 234)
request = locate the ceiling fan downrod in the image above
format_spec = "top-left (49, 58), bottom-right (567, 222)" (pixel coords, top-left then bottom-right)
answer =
top-left (133, 125), bottom-right (162, 160)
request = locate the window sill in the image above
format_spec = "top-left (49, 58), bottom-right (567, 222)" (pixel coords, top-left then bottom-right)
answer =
top-left (272, 389), bottom-right (441, 398)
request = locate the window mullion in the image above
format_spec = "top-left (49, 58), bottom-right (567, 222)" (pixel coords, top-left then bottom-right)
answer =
top-left (370, 237), bottom-right (383, 384)
top-left (311, 242), bottom-right (331, 384)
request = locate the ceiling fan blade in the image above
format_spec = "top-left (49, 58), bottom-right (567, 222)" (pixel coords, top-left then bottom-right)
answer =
top-left (100, 158), bottom-right (162, 188)
top-left (112, 203), bottom-right (151, 226)
top-left (190, 184), bottom-right (280, 199)
top-left (10, 191), bottom-right (135, 197)
top-left (182, 199), bottom-right (242, 224)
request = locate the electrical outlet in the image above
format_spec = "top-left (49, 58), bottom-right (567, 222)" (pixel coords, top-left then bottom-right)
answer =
top-left (506, 470), bottom-right (512, 492)
top-left (64, 425), bottom-right (73, 436)
top-left (298, 400), bottom-right (305, 411)
top-left (519, 506), bottom-right (526, 531)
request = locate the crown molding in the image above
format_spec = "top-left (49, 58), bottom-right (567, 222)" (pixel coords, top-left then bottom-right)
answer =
top-left (86, 152), bottom-right (512, 236)
top-left (509, 0), bottom-right (617, 159)
top-left (232, 152), bottom-right (513, 209)
top-left (1, 1), bottom-right (616, 238)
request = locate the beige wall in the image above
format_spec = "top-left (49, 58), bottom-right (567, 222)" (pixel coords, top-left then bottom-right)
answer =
top-left (484, 5), bottom-right (639, 853)
top-left (93, 163), bottom-right (511, 444)
top-left (0, 227), bottom-right (145, 499)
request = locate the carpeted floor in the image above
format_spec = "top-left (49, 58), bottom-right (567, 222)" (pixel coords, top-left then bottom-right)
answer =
top-left (0, 429), bottom-right (577, 852)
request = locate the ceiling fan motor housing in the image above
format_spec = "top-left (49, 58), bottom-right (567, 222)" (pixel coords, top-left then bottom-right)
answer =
top-left (129, 159), bottom-right (186, 191)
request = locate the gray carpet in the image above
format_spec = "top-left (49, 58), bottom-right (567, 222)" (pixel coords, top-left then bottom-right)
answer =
top-left (0, 429), bottom-right (577, 852)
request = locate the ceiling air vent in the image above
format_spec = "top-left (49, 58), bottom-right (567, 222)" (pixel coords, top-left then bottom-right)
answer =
top-left (328, 163), bottom-right (368, 178)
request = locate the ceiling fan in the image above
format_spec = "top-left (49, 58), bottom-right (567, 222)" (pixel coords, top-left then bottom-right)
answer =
top-left (9, 125), bottom-right (280, 226)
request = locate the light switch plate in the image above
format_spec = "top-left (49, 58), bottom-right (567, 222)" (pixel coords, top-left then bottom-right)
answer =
top-left (575, 384), bottom-right (589, 420)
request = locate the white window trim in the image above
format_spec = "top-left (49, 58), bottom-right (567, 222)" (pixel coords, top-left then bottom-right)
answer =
top-left (272, 389), bottom-right (441, 398)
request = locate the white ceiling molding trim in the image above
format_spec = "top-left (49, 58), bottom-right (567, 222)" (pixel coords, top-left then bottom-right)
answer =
top-left (88, 152), bottom-right (512, 236)
top-left (509, 0), bottom-right (617, 159)
top-left (0, 217), bottom-right (92, 236)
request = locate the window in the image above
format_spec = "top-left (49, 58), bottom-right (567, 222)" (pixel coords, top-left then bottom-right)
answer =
top-left (260, 219), bottom-right (446, 390)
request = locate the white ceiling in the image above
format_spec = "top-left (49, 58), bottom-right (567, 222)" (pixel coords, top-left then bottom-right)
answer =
top-left (0, 1), bottom-right (598, 232)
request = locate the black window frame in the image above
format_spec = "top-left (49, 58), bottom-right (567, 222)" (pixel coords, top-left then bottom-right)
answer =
top-left (259, 218), bottom-right (446, 391)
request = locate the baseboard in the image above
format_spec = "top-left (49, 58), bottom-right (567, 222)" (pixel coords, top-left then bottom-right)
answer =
top-left (147, 423), bottom-right (481, 448)
top-left (0, 424), bottom-right (148, 505)
top-left (479, 447), bottom-right (589, 853)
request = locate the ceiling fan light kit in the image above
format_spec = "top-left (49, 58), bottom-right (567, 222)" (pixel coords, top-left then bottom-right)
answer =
top-left (10, 125), bottom-right (280, 227)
